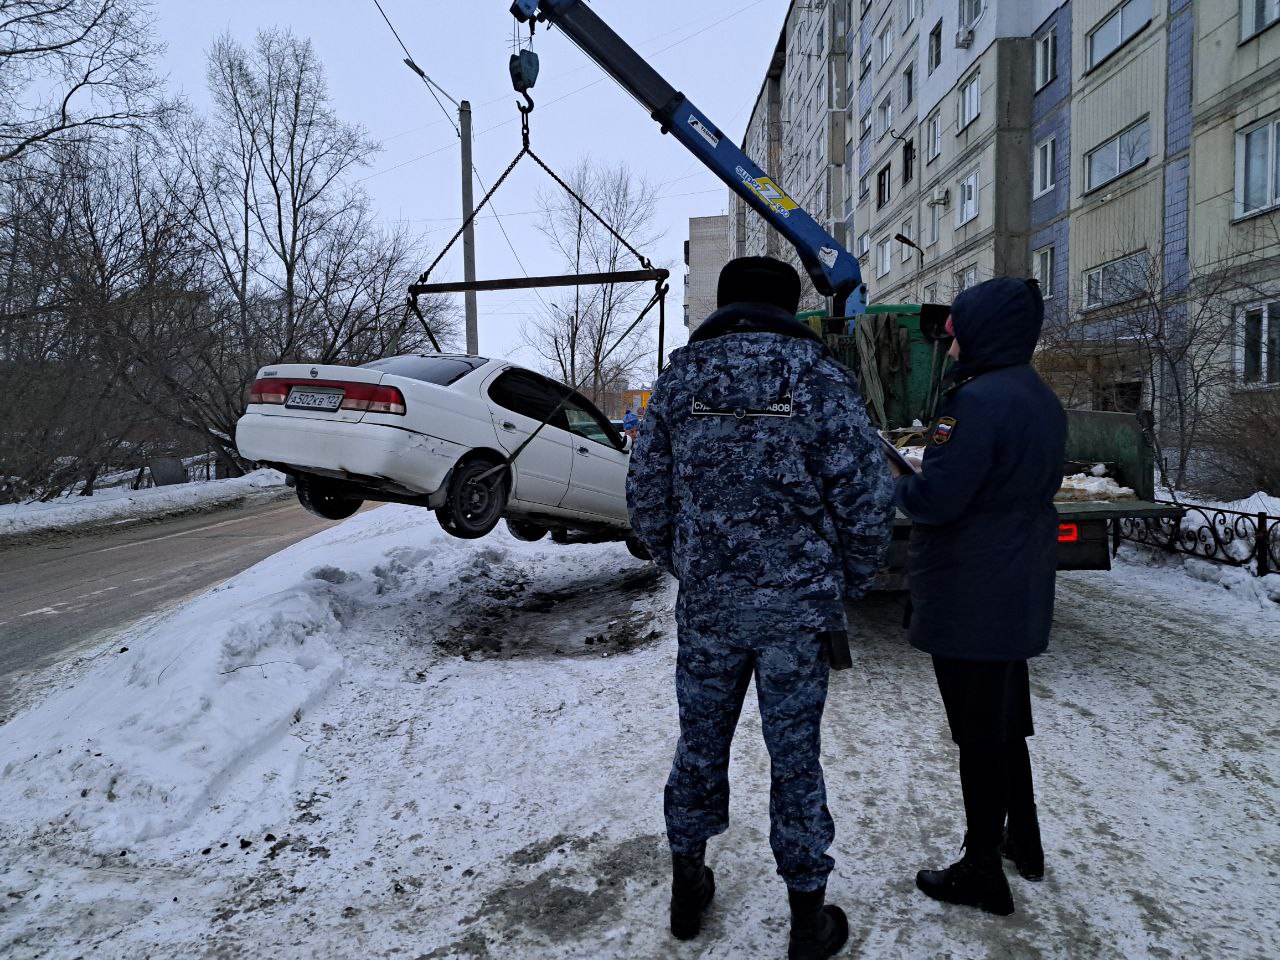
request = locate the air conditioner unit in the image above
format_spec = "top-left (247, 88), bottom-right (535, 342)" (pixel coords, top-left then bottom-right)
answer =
top-left (927, 187), bottom-right (951, 207)
top-left (955, 28), bottom-right (974, 49)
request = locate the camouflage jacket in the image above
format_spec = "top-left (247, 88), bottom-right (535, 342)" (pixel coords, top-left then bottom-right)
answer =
top-left (626, 303), bottom-right (895, 634)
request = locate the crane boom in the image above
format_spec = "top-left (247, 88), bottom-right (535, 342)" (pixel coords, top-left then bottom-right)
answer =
top-left (510, 0), bottom-right (867, 317)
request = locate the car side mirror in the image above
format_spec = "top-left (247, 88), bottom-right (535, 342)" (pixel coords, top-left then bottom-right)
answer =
top-left (622, 434), bottom-right (633, 453)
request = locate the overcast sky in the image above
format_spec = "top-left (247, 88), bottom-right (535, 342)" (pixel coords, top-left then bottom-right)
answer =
top-left (154, 0), bottom-right (784, 372)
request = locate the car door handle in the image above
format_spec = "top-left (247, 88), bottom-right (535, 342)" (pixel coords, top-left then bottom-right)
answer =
top-left (501, 421), bottom-right (517, 431)
top-left (576, 446), bottom-right (590, 456)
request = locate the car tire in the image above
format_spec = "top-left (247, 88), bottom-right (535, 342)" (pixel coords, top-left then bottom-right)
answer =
top-left (506, 519), bottom-right (549, 543)
top-left (436, 458), bottom-right (509, 540)
top-left (625, 537), bottom-right (652, 561)
top-left (296, 479), bottom-right (362, 521)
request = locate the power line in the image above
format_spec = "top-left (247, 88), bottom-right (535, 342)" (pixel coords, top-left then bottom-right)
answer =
top-left (370, 0), bottom-right (460, 136)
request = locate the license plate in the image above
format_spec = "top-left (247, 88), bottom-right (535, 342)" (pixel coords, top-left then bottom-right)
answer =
top-left (286, 387), bottom-right (343, 411)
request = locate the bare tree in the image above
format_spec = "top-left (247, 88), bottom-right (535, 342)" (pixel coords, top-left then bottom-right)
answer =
top-left (523, 156), bottom-right (663, 403)
top-left (0, 0), bottom-right (167, 164)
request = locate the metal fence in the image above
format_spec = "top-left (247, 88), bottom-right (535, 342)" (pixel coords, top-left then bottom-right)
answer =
top-left (1117, 502), bottom-right (1279, 577)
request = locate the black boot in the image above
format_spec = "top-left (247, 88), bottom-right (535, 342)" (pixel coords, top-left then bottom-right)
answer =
top-left (670, 853), bottom-right (715, 941)
top-left (916, 847), bottom-right (1014, 916)
top-left (1002, 806), bottom-right (1045, 881)
top-left (786, 887), bottom-right (848, 960)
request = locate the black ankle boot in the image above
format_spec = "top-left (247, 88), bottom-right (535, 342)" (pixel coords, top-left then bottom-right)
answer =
top-left (916, 847), bottom-right (1014, 916)
top-left (786, 886), bottom-right (848, 960)
top-left (670, 853), bottom-right (715, 941)
top-left (1002, 807), bottom-right (1045, 881)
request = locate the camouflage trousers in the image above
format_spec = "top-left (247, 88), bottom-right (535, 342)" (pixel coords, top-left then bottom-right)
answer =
top-left (665, 621), bottom-right (835, 892)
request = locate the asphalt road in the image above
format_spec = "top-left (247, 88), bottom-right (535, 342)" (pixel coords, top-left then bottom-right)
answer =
top-left (0, 494), bottom-right (357, 718)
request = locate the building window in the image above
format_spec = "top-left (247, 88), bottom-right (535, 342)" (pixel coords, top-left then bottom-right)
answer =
top-left (903, 139), bottom-right (916, 183)
top-left (903, 64), bottom-right (915, 106)
top-left (1034, 137), bottom-right (1057, 197)
top-left (957, 170), bottom-right (979, 225)
top-left (928, 21), bottom-right (942, 73)
top-left (924, 282), bottom-right (938, 303)
top-left (877, 95), bottom-right (893, 138)
top-left (1240, 302), bottom-right (1280, 384)
top-left (877, 237), bottom-right (893, 277)
top-left (860, 174), bottom-right (870, 199)
top-left (1033, 245), bottom-right (1056, 297)
top-left (861, 46), bottom-right (873, 79)
top-left (901, 219), bottom-right (914, 262)
top-left (816, 25), bottom-right (825, 55)
top-left (955, 264), bottom-right (979, 292)
top-left (1087, 0), bottom-right (1152, 71)
top-left (1236, 116), bottom-right (1280, 217)
top-left (858, 231), bottom-right (871, 256)
top-left (877, 163), bottom-right (892, 208)
top-left (879, 22), bottom-right (894, 66)
top-left (1084, 252), bottom-right (1147, 308)
top-left (957, 71), bottom-right (981, 131)
top-left (904, 0), bottom-right (916, 28)
top-left (1242, 0), bottom-right (1280, 39)
top-left (928, 199), bottom-right (940, 245)
top-left (861, 111), bottom-right (872, 139)
top-left (960, 0), bottom-right (984, 29)
top-left (1035, 28), bottom-right (1057, 90)
top-left (1086, 117), bottom-right (1150, 192)
top-left (926, 112), bottom-right (941, 161)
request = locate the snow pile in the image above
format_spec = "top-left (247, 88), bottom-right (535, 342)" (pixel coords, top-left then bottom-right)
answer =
top-left (0, 469), bottom-right (288, 540)
top-left (0, 505), bottom-right (433, 849)
top-left (1056, 472), bottom-right (1136, 501)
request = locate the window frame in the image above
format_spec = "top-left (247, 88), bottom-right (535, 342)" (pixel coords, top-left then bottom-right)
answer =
top-left (1082, 251), bottom-right (1148, 309)
top-left (1241, 0), bottom-right (1280, 41)
top-left (877, 94), bottom-right (894, 139)
top-left (877, 163), bottom-right (893, 209)
top-left (955, 264), bottom-right (979, 293)
top-left (1238, 300), bottom-right (1280, 385)
top-left (903, 63), bottom-right (915, 106)
top-left (1034, 136), bottom-right (1057, 198)
top-left (927, 21), bottom-right (943, 74)
top-left (879, 21), bottom-right (894, 66)
top-left (959, 0), bottom-right (985, 30)
top-left (1035, 27), bottom-right (1057, 90)
top-left (927, 198), bottom-right (940, 246)
top-left (562, 393), bottom-right (626, 450)
top-left (957, 169), bottom-right (980, 226)
top-left (876, 236), bottom-right (894, 278)
top-left (1235, 115), bottom-right (1280, 218)
top-left (1084, 116), bottom-right (1151, 193)
top-left (858, 231), bottom-right (871, 256)
top-left (903, 138), bottom-right (916, 183)
top-left (957, 70), bottom-right (982, 132)
top-left (901, 218), bottom-right (914, 262)
top-left (926, 111), bottom-right (941, 162)
top-left (1033, 245), bottom-right (1056, 298)
top-left (1086, 0), bottom-right (1153, 72)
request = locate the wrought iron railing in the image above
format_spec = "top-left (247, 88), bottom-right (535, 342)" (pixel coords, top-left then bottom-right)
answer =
top-left (1116, 502), bottom-right (1279, 577)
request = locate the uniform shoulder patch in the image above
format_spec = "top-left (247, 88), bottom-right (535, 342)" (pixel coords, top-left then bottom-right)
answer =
top-left (932, 417), bottom-right (957, 445)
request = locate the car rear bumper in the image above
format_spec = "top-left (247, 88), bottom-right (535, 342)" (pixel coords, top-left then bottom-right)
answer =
top-left (235, 413), bottom-right (464, 495)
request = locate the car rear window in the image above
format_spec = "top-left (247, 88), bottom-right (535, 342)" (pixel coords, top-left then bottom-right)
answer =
top-left (360, 355), bottom-right (487, 386)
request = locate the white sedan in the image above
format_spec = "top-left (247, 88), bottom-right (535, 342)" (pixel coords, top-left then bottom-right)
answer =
top-left (235, 354), bottom-right (640, 549)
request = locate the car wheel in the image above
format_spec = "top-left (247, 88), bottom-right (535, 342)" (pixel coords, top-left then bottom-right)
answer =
top-left (625, 537), bottom-right (652, 561)
top-left (506, 519), bottom-right (549, 543)
top-left (436, 458), bottom-right (508, 540)
top-left (296, 478), bottom-right (362, 521)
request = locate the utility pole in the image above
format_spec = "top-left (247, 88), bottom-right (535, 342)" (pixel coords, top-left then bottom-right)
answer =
top-left (460, 100), bottom-right (479, 354)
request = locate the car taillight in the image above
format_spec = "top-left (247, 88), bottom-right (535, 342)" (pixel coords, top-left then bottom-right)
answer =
top-left (1058, 523), bottom-right (1079, 543)
top-left (339, 383), bottom-right (407, 416)
top-left (247, 379), bottom-right (288, 405)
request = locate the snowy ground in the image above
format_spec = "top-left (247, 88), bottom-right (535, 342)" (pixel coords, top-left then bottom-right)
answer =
top-left (1, 506), bottom-right (1277, 959)
top-left (0, 470), bottom-right (288, 543)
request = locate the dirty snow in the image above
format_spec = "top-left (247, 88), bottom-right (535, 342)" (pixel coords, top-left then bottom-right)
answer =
top-left (0, 470), bottom-right (288, 541)
top-left (1056, 473), bottom-right (1136, 501)
top-left (1, 506), bottom-right (1278, 958)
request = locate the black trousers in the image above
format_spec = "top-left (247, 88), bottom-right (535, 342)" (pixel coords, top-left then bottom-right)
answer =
top-left (931, 657), bottom-right (1037, 854)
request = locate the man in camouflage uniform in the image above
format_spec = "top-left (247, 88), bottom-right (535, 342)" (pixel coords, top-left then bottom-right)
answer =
top-left (627, 256), bottom-right (894, 959)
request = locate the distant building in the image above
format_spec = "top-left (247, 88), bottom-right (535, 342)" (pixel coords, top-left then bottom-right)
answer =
top-left (684, 214), bottom-right (729, 330)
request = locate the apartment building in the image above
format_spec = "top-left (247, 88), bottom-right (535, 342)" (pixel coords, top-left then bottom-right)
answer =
top-left (727, 0), bottom-right (852, 312)
top-left (683, 214), bottom-right (730, 331)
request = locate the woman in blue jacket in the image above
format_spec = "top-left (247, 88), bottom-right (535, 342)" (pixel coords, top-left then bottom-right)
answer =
top-left (891, 277), bottom-right (1066, 916)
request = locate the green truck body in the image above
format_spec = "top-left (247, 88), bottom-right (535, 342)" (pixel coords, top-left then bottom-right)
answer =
top-left (799, 305), bottom-right (1182, 581)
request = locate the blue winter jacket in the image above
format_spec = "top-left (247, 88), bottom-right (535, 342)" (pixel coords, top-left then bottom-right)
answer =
top-left (626, 302), bottom-right (895, 635)
top-left (895, 278), bottom-right (1067, 661)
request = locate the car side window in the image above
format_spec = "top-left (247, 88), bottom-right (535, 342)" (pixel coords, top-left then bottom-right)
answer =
top-left (563, 395), bottom-right (624, 449)
top-left (488, 371), bottom-right (568, 428)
